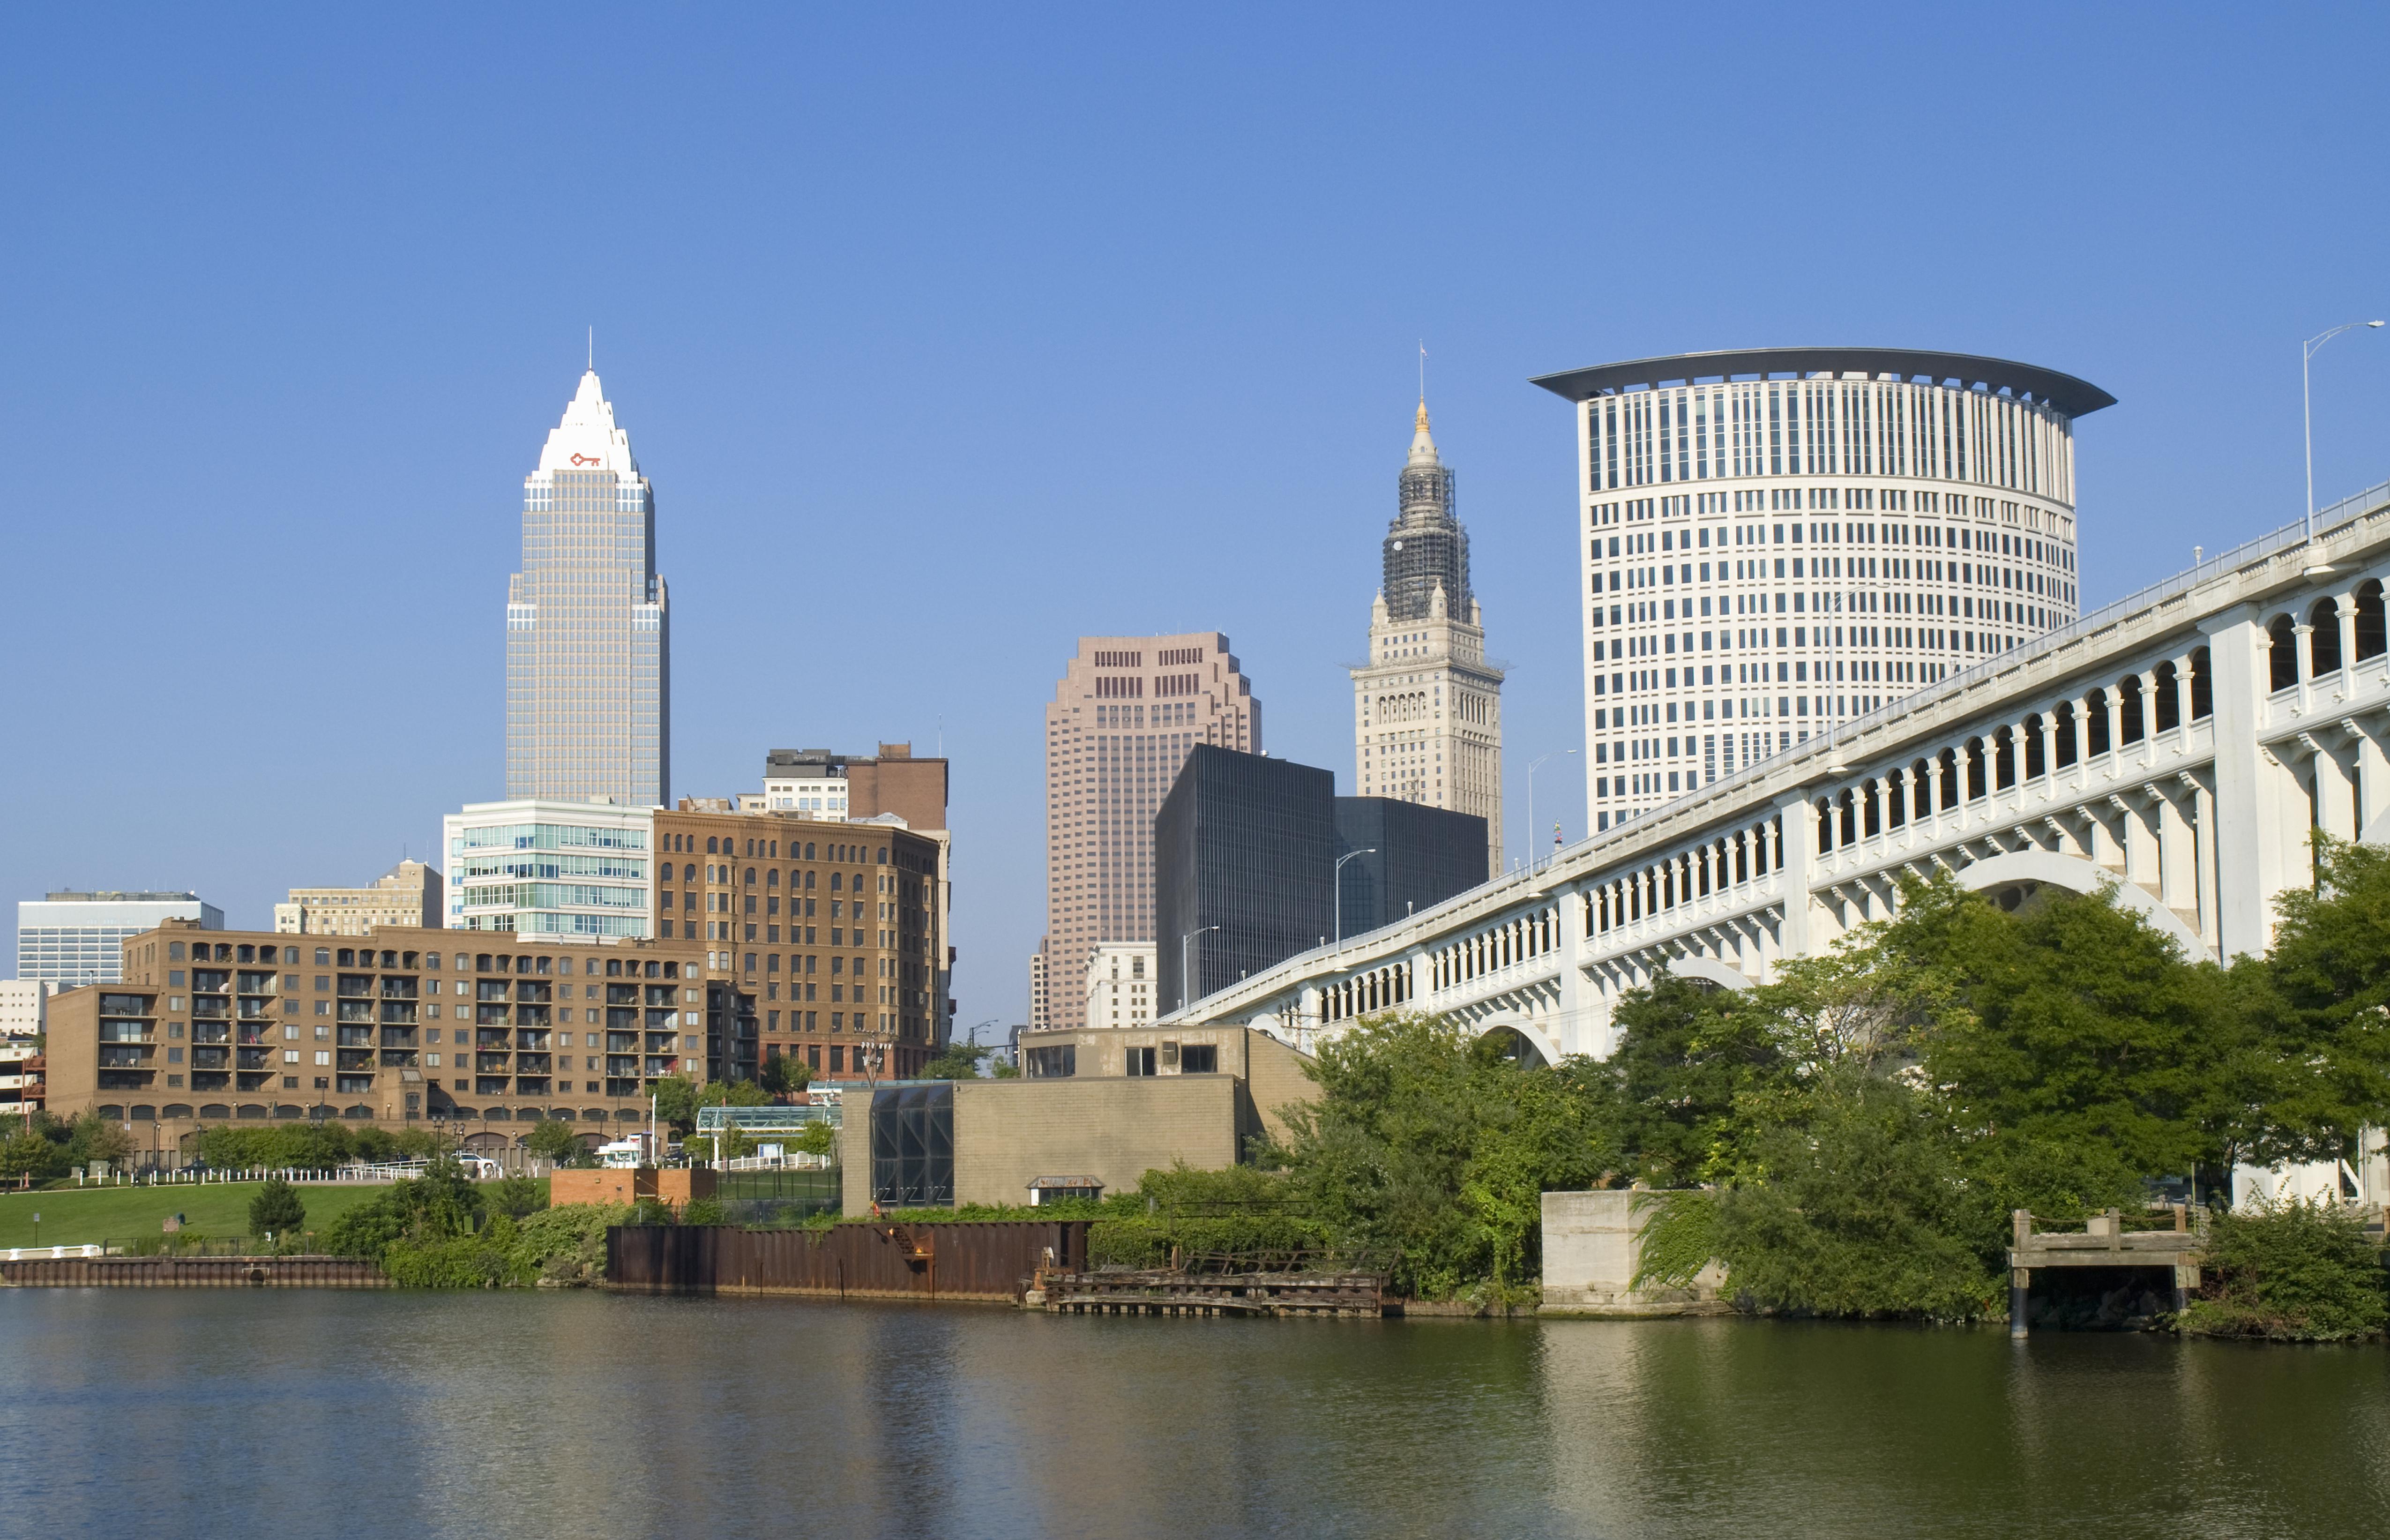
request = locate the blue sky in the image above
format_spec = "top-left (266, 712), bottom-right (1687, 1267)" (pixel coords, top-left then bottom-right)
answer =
top-left (5, 5), bottom-right (2388, 1029)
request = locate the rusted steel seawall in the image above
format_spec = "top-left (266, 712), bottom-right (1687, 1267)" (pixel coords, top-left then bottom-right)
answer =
top-left (607, 1221), bottom-right (1090, 1303)
top-left (1, 1256), bottom-right (391, 1288)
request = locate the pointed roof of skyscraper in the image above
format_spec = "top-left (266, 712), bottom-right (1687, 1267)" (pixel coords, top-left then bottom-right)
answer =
top-left (1408, 398), bottom-right (1439, 467)
top-left (535, 369), bottom-right (640, 476)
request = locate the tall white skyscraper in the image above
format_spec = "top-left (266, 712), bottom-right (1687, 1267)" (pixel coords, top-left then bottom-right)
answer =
top-left (1530, 347), bottom-right (2108, 834)
top-left (506, 369), bottom-right (670, 807)
top-left (1350, 401), bottom-right (1506, 876)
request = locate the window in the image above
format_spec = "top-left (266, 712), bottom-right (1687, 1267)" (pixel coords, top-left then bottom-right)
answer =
top-left (1180, 1044), bottom-right (1217, 1073)
top-left (1125, 1047), bottom-right (1157, 1076)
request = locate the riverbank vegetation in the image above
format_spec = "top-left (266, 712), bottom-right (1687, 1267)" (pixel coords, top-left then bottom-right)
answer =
top-left (1593, 848), bottom-right (2390, 1328)
top-left (1256, 846), bottom-right (2390, 1325)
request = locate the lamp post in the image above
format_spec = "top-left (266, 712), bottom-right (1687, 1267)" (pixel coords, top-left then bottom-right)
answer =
top-left (1525, 750), bottom-right (1575, 871)
top-left (2304, 321), bottom-right (2385, 547)
top-left (1179, 925), bottom-right (1220, 1013)
top-left (1334, 849), bottom-right (1377, 945)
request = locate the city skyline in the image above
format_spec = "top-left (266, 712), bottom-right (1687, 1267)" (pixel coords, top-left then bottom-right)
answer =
top-left (6, 8), bottom-right (2388, 1032)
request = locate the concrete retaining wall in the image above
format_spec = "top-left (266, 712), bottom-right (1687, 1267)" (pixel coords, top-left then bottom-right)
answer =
top-left (1539, 1190), bottom-right (1725, 1317)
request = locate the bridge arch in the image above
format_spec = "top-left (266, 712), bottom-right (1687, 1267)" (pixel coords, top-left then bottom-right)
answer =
top-left (1954, 849), bottom-right (2207, 958)
top-left (1474, 1020), bottom-right (1562, 1067)
top-left (1670, 956), bottom-right (1754, 992)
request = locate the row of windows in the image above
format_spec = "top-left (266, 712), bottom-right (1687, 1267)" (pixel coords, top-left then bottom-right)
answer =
top-left (1592, 519), bottom-right (2071, 565)
top-left (1585, 380), bottom-right (2071, 501)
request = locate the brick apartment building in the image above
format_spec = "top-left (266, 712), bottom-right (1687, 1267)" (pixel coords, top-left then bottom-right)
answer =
top-left (43, 920), bottom-right (733, 1156)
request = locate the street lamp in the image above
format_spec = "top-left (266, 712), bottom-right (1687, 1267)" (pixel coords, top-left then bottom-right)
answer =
top-left (1525, 750), bottom-right (1576, 871)
top-left (1179, 926), bottom-right (1220, 1013)
top-left (1334, 848), bottom-right (1376, 945)
top-left (2304, 321), bottom-right (2384, 548)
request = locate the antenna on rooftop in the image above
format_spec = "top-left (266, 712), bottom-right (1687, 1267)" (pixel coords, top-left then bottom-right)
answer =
top-left (588, 326), bottom-right (594, 371)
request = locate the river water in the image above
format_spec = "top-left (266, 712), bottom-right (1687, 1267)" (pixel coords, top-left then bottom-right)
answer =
top-left (3, 1291), bottom-right (2383, 1538)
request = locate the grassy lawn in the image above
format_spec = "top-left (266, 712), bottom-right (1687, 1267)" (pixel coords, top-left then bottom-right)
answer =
top-left (0, 1181), bottom-right (537, 1249)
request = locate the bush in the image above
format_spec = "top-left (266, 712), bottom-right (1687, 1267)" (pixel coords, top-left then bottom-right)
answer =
top-left (508, 1203), bottom-right (626, 1285)
top-left (2181, 1200), bottom-right (2389, 1341)
top-left (680, 1197), bottom-right (727, 1226)
top-left (488, 1175), bottom-right (547, 1220)
top-left (248, 1177), bottom-right (306, 1241)
top-left (385, 1213), bottom-right (526, 1288)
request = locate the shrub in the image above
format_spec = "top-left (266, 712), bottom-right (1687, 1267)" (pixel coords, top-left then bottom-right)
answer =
top-left (521, 1118), bottom-right (583, 1166)
top-left (385, 1213), bottom-right (527, 1289)
top-left (509, 1203), bottom-right (626, 1285)
top-left (248, 1177), bottom-right (307, 1241)
top-left (681, 1197), bottom-right (727, 1226)
top-left (2181, 1200), bottom-right (2389, 1341)
top-left (488, 1174), bottom-right (547, 1220)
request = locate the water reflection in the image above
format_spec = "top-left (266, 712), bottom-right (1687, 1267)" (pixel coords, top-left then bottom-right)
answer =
top-left (1, 1294), bottom-right (2382, 1540)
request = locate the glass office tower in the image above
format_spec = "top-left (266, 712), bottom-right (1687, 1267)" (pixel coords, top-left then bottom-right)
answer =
top-left (505, 369), bottom-right (670, 807)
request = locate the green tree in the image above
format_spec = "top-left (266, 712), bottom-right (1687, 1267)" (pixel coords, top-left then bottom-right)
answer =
top-left (1598, 972), bottom-right (1793, 1187)
top-left (759, 1053), bottom-right (812, 1097)
top-left (522, 1117), bottom-right (583, 1165)
top-left (1709, 1068), bottom-right (2001, 1320)
top-left (2239, 835), bottom-right (2390, 1163)
top-left (321, 1159), bottom-right (488, 1260)
top-left (700, 1077), bottom-right (770, 1107)
top-left (0, 1124), bottom-right (57, 1185)
top-left (650, 1074), bottom-right (701, 1135)
top-left (1888, 874), bottom-right (2247, 1178)
top-left (919, 1042), bottom-right (993, 1080)
top-left (489, 1174), bottom-right (547, 1219)
top-left (792, 1121), bottom-right (836, 1158)
top-left (248, 1176), bottom-right (307, 1243)
top-left (64, 1112), bottom-right (136, 1170)
top-left (1268, 1011), bottom-right (1609, 1298)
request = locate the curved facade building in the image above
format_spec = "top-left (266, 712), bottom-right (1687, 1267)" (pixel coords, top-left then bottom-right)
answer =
top-left (1530, 347), bottom-right (2114, 831)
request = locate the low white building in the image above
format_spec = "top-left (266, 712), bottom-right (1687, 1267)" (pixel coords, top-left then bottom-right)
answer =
top-left (1083, 942), bottom-right (1159, 1028)
top-left (0, 979), bottom-right (50, 1036)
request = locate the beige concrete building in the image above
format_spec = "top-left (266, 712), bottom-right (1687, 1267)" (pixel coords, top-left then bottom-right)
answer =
top-left (840, 1025), bottom-right (1313, 1210)
top-left (1038, 634), bottom-right (1260, 1030)
top-left (1083, 942), bottom-right (1158, 1029)
top-left (275, 859), bottom-right (444, 936)
top-left (46, 920), bottom-right (732, 1158)
top-left (1028, 940), bottom-right (1052, 1032)
top-left (1351, 401), bottom-right (1505, 877)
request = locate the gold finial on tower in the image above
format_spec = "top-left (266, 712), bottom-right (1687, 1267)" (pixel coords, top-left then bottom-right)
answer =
top-left (1416, 398), bottom-right (1431, 434)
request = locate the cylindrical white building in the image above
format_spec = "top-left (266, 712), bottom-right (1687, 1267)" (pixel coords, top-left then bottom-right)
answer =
top-left (1530, 347), bottom-right (2114, 833)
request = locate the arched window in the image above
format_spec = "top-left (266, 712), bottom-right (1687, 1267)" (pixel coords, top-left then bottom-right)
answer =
top-left (2309, 598), bottom-right (2343, 677)
top-left (1862, 780), bottom-right (1881, 837)
top-left (2152, 662), bottom-right (2180, 733)
top-left (1838, 789), bottom-right (1857, 845)
top-left (2189, 647), bottom-right (2213, 720)
top-left (2356, 582), bottom-right (2387, 662)
top-left (2087, 688), bottom-right (2112, 755)
top-left (1994, 726), bottom-right (2016, 790)
top-left (1817, 798), bottom-right (1834, 851)
top-left (2118, 675), bottom-right (2145, 745)
top-left (2054, 702), bottom-right (2079, 769)
top-left (2023, 715), bottom-right (2046, 780)
top-left (1938, 748), bottom-right (1960, 808)
top-left (2267, 613), bottom-right (2299, 691)
top-left (1965, 739), bottom-right (1987, 801)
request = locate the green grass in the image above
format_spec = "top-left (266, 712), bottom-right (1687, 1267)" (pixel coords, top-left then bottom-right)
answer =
top-left (0, 1181), bottom-right (538, 1249)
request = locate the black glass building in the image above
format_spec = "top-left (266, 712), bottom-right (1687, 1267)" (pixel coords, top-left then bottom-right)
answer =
top-left (1155, 746), bottom-right (1334, 1013)
top-left (1332, 797), bottom-right (1488, 938)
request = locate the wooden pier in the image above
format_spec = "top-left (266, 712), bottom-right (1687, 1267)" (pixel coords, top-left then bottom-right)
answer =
top-left (1038, 1267), bottom-right (1387, 1318)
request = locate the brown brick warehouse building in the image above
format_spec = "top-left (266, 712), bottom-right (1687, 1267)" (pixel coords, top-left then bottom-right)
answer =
top-left (649, 804), bottom-right (949, 1084)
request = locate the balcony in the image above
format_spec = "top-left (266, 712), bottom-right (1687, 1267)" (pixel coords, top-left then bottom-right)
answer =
top-left (338, 1026), bottom-right (373, 1047)
top-left (607, 984), bottom-right (639, 1006)
top-left (513, 1077), bottom-right (551, 1096)
top-left (380, 1001), bottom-right (418, 1024)
top-left (514, 1054), bottom-right (553, 1075)
top-left (514, 1030), bottom-right (550, 1051)
top-left (236, 1049), bottom-right (271, 1070)
top-left (190, 1071), bottom-right (230, 1091)
top-left (643, 1056), bottom-right (676, 1077)
top-left (192, 1026), bottom-right (229, 1046)
top-left (475, 1077), bottom-right (510, 1097)
top-left (236, 1072), bottom-right (273, 1091)
top-left (338, 975), bottom-right (374, 998)
top-left (475, 1053), bottom-right (510, 1074)
top-left (606, 1056), bottom-right (640, 1077)
top-left (477, 982), bottom-right (511, 1003)
top-left (97, 1070), bottom-right (154, 1090)
top-left (379, 1027), bottom-right (417, 1047)
top-left (379, 977), bottom-right (418, 1000)
top-left (476, 1004), bottom-right (511, 1026)
top-left (337, 1050), bottom-right (374, 1072)
top-left (515, 1006), bottom-right (551, 1027)
top-left (192, 998), bottom-right (231, 1019)
top-left (338, 1002), bottom-right (375, 1024)
top-left (97, 1047), bottom-right (150, 1068)
top-left (379, 1049), bottom-right (417, 1068)
top-left (476, 1030), bottom-right (511, 1049)
top-left (192, 1047), bottom-right (230, 1069)
top-left (336, 1076), bottom-right (373, 1095)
